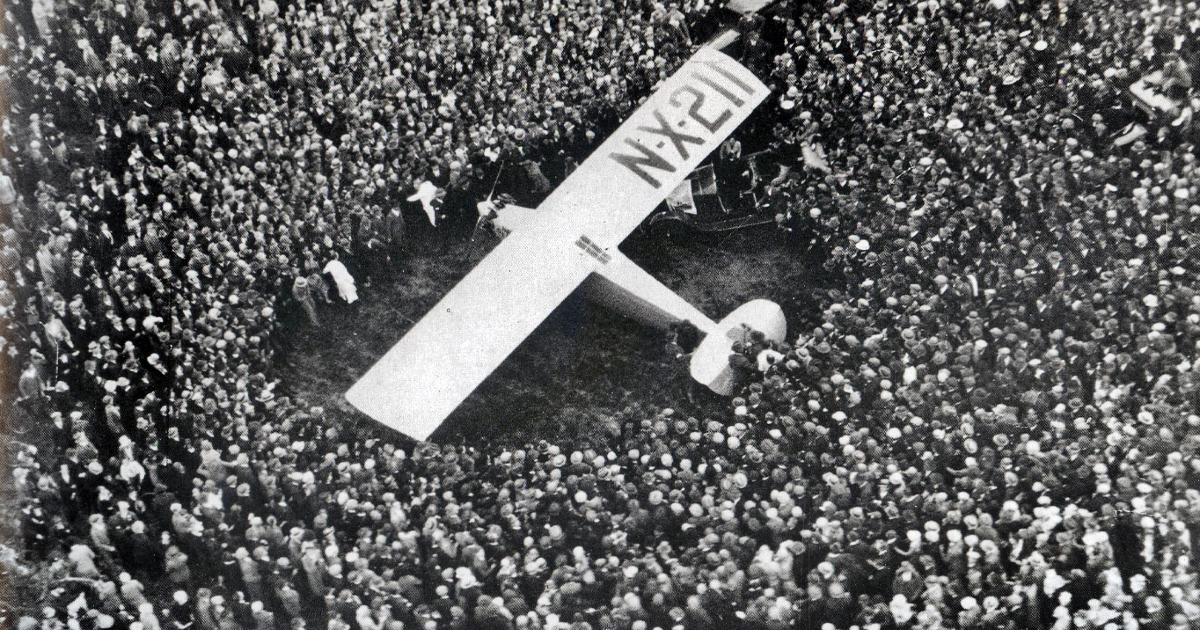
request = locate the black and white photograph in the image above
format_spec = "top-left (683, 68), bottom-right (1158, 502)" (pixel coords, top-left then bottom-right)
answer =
top-left (2, 0), bottom-right (1200, 628)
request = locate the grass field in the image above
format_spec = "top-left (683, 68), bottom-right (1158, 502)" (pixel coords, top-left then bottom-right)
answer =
top-left (275, 221), bottom-right (826, 448)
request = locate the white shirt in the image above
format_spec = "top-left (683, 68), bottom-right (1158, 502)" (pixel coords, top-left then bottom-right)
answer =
top-left (407, 180), bottom-right (441, 226)
top-left (323, 260), bottom-right (359, 304)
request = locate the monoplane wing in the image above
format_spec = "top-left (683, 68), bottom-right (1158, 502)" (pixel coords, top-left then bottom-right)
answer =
top-left (345, 47), bottom-right (769, 440)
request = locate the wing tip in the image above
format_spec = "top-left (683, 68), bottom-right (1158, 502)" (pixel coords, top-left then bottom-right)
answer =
top-left (345, 387), bottom-right (439, 442)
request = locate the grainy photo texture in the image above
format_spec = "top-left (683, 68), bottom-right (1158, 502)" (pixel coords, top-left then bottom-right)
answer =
top-left (1, 0), bottom-right (1198, 629)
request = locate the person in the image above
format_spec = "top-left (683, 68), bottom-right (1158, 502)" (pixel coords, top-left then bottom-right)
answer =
top-left (668, 320), bottom-right (702, 356)
top-left (715, 136), bottom-right (750, 211)
top-left (18, 364), bottom-right (44, 402)
top-left (297, 270), bottom-right (326, 306)
top-left (169, 591), bottom-right (194, 630)
top-left (407, 181), bottom-right (444, 227)
top-left (8, 0), bottom-right (1200, 627)
top-left (30, 0), bottom-right (53, 39)
top-left (291, 276), bottom-right (320, 327)
top-left (323, 256), bottom-right (358, 305)
top-left (1160, 53), bottom-right (1193, 98)
top-left (164, 545), bottom-right (191, 586)
top-left (520, 160), bottom-right (552, 196)
top-left (250, 602), bottom-right (274, 630)
top-left (0, 172), bottom-right (16, 206)
top-left (384, 207), bottom-right (407, 263)
top-left (119, 573), bottom-right (149, 610)
top-left (68, 543), bottom-right (101, 579)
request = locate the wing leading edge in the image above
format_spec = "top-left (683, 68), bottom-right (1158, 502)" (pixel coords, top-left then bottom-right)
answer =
top-left (345, 47), bottom-right (770, 440)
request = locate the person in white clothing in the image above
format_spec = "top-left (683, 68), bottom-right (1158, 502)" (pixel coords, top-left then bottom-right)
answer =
top-left (323, 257), bottom-right (359, 304)
top-left (407, 181), bottom-right (443, 226)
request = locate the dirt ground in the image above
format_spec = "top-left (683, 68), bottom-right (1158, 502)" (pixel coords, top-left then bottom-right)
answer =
top-left (275, 222), bottom-right (827, 448)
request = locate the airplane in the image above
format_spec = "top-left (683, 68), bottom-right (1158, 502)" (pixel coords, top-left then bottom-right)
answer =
top-left (346, 46), bottom-right (786, 441)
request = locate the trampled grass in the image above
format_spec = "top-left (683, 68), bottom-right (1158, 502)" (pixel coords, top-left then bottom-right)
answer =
top-left (275, 221), bottom-right (824, 449)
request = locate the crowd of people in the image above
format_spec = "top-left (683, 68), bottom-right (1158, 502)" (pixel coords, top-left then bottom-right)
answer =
top-left (4, 0), bottom-right (1200, 626)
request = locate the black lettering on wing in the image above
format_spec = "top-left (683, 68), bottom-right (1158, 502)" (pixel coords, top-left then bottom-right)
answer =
top-left (637, 109), bottom-right (705, 161)
top-left (609, 139), bottom-right (676, 188)
top-left (699, 60), bottom-right (755, 95)
top-left (691, 73), bottom-right (744, 107)
top-left (670, 84), bottom-right (733, 134)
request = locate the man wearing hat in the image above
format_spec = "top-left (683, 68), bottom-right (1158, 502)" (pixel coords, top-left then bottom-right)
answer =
top-left (291, 274), bottom-right (320, 326)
